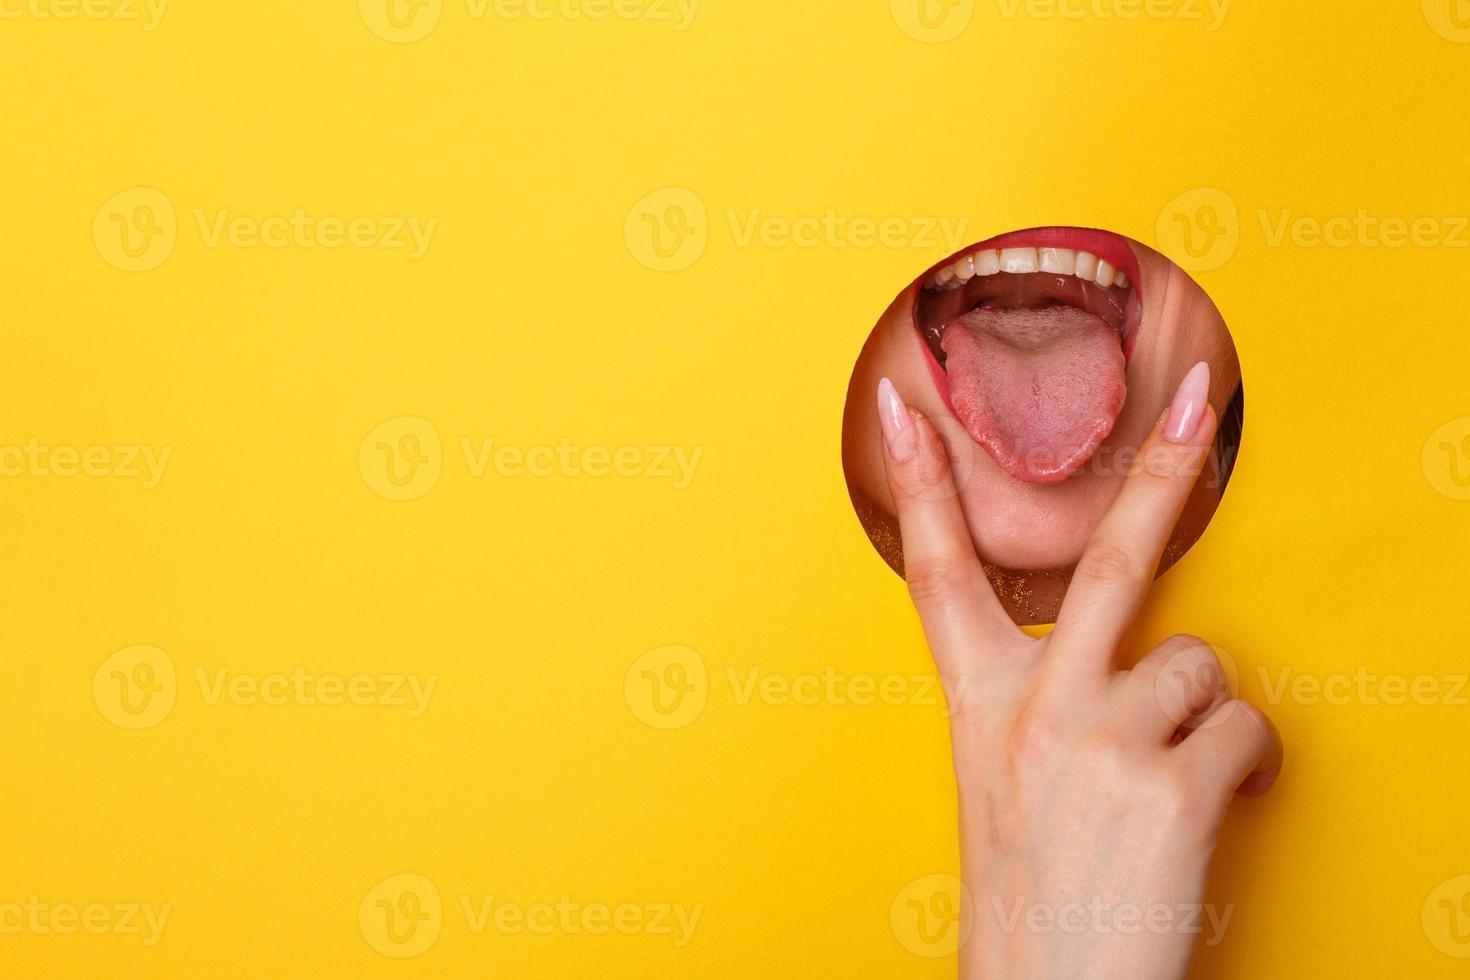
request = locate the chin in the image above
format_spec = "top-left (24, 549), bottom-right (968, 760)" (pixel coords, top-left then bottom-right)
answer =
top-left (951, 463), bottom-right (1119, 572)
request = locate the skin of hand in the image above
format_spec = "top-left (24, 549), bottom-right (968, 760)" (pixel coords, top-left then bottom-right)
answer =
top-left (876, 365), bottom-right (1283, 980)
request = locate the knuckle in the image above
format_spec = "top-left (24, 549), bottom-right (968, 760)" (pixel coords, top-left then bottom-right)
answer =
top-left (1085, 734), bottom-right (1132, 779)
top-left (1074, 541), bottom-right (1142, 590)
top-left (1080, 731), bottom-right (1165, 798)
top-left (894, 419), bottom-right (956, 495)
top-left (1222, 699), bottom-right (1271, 744)
top-left (1149, 764), bottom-right (1203, 819)
top-left (917, 425), bottom-right (954, 484)
top-left (904, 556), bottom-right (973, 605)
top-left (1160, 632), bottom-right (1209, 654)
top-left (1149, 636), bottom-right (1220, 693)
top-left (1006, 703), bottom-right (1061, 766)
top-left (1174, 644), bottom-right (1223, 689)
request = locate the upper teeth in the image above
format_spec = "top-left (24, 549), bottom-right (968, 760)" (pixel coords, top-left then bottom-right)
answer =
top-left (926, 247), bottom-right (1129, 292)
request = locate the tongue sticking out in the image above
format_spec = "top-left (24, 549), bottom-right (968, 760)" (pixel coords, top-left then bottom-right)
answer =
top-left (940, 305), bottom-right (1126, 483)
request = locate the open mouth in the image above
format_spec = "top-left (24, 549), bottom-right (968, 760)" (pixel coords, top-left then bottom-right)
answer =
top-left (913, 229), bottom-right (1144, 484)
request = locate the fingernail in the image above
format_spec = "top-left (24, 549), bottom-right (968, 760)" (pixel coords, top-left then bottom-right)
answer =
top-left (1164, 361), bottom-right (1211, 444)
top-left (877, 377), bottom-right (919, 462)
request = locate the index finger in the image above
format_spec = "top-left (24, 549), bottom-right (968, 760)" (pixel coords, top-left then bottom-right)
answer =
top-left (1049, 362), bottom-right (1219, 673)
top-left (877, 378), bottom-right (1018, 673)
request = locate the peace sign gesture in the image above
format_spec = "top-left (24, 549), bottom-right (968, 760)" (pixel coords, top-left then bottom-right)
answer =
top-left (877, 364), bottom-right (1282, 979)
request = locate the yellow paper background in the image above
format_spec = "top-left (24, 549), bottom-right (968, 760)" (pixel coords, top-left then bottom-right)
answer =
top-left (2, 0), bottom-right (1468, 976)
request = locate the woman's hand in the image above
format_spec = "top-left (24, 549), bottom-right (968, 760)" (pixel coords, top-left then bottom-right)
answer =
top-left (876, 363), bottom-right (1282, 980)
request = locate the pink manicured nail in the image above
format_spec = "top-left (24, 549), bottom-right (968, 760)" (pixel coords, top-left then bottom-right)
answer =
top-left (877, 377), bottom-right (919, 462)
top-left (1164, 361), bottom-right (1211, 444)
